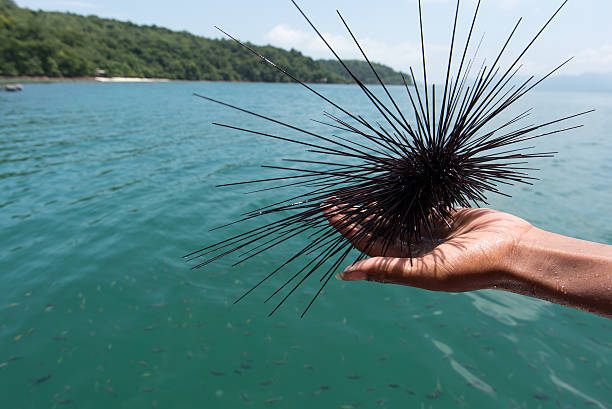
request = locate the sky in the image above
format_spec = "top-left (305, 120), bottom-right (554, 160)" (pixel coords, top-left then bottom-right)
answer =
top-left (15, 0), bottom-right (612, 81)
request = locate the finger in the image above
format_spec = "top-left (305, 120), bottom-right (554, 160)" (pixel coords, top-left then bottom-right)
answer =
top-left (322, 204), bottom-right (366, 242)
top-left (336, 254), bottom-right (449, 290)
top-left (322, 204), bottom-right (398, 257)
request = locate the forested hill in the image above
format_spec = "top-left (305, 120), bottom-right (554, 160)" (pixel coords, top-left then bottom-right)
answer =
top-left (0, 0), bottom-right (411, 84)
top-left (318, 60), bottom-right (411, 86)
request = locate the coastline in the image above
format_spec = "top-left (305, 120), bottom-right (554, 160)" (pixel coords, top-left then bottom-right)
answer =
top-left (0, 76), bottom-right (172, 84)
top-left (0, 76), bottom-right (396, 86)
top-left (94, 77), bottom-right (170, 83)
top-left (0, 76), bottom-right (97, 84)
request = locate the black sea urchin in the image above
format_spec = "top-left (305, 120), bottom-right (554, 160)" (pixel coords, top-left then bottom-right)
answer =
top-left (185, 0), bottom-right (591, 316)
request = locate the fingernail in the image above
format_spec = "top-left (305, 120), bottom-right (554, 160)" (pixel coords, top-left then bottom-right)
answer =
top-left (335, 271), bottom-right (345, 281)
top-left (342, 270), bottom-right (368, 281)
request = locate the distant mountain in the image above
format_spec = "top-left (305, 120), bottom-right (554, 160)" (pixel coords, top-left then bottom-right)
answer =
top-left (537, 73), bottom-right (612, 93)
top-left (0, 1), bottom-right (409, 85)
top-left (319, 59), bottom-right (412, 86)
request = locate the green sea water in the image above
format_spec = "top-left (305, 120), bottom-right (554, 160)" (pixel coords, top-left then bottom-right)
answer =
top-left (1, 81), bottom-right (611, 409)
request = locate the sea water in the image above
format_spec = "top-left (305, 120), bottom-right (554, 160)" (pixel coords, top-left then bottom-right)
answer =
top-left (1, 81), bottom-right (611, 408)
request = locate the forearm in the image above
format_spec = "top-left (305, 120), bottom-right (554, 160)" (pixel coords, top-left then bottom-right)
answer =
top-left (503, 227), bottom-right (612, 318)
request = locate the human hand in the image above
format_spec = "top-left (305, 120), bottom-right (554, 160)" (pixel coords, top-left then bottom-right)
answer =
top-left (324, 206), bottom-right (534, 292)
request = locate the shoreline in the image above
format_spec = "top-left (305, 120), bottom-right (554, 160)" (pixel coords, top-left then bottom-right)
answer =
top-left (0, 76), bottom-right (172, 84)
top-left (0, 76), bottom-right (410, 86)
top-left (94, 77), bottom-right (170, 83)
top-left (0, 76), bottom-right (355, 85)
top-left (0, 76), bottom-right (97, 84)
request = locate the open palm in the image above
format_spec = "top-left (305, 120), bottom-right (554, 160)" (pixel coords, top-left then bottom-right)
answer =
top-left (325, 207), bottom-right (534, 292)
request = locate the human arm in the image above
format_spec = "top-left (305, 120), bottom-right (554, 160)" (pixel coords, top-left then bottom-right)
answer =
top-left (326, 207), bottom-right (612, 318)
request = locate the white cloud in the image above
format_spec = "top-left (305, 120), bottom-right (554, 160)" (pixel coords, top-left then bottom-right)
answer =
top-left (265, 23), bottom-right (452, 77)
top-left (23, 1), bottom-right (99, 9)
top-left (499, 0), bottom-right (521, 9)
top-left (264, 22), bottom-right (612, 80)
top-left (569, 44), bottom-right (612, 74)
top-left (58, 1), bottom-right (98, 8)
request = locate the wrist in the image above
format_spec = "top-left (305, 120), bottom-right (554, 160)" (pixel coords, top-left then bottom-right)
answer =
top-left (503, 226), bottom-right (612, 317)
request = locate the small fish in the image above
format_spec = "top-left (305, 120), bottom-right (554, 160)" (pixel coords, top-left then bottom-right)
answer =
top-left (273, 361), bottom-right (287, 366)
top-left (260, 379), bottom-right (275, 386)
top-left (141, 387), bottom-right (155, 393)
top-left (34, 374), bottom-right (52, 385)
top-left (105, 387), bottom-right (117, 396)
top-left (312, 390), bottom-right (322, 397)
top-left (143, 325), bottom-right (158, 331)
top-left (376, 398), bottom-right (387, 406)
top-left (427, 390), bottom-right (443, 399)
top-left (56, 399), bottom-right (73, 405)
top-left (320, 385), bottom-right (330, 390)
top-left (210, 371), bottom-right (225, 376)
top-left (151, 348), bottom-right (165, 353)
top-left (0, 362), bottom-right (7, 370)
top-left (7, 356), bottom-right (22, 362)
top-left (533, 394), bottom-right (550, 401)
top-left (405, 389), bottom-right (415, 395)
top-left (379, 355), bottom-right (388, 361)
top-left (146, 302), bottom-right (166, 309)
top-left (347, 374), bottom-right (362, 380)
top-left (289, 345), bottom-right (300, 350)
top-left (264, 397), bottom-right (282, 405)
top-left (137, 361), bottom-right (148, 367)
top-left (388, 383), bottom-right (400, 389)
top-left (240, 363), bottom-right (252, 370)
top-left (234, 370), bottom-right (243, 375)
top-left (303, 364), bottom-right (314, 370)
top-left (240, 392), bottom-right (250, 402)
top-left (142, 373), bottom-right (152, 378)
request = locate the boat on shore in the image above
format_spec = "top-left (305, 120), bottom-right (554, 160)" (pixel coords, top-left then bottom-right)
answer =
top-left (2, 84), bottom-right (23, 92)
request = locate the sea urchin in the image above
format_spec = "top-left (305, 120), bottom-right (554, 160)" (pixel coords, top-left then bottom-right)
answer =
top-left (185, 0), bottom-right (591, 316)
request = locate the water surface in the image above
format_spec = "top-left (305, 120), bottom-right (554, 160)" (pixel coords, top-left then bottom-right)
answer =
top-left (1, 82), bottom-right (611, 408)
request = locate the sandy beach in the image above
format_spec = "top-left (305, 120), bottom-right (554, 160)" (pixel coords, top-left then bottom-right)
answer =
top-left (94, 76), bottom-right (170, 83)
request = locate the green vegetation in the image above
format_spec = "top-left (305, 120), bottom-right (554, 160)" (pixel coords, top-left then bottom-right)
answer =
top-left (319, 59), bottom-right (411, 86)
top-left (0, 0), bottom-right (411, 85)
